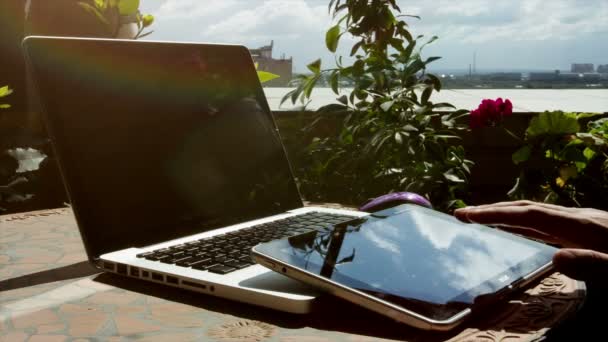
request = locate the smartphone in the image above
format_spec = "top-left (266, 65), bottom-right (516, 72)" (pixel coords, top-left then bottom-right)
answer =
top-left (251, 204), bottom-right (556, 331)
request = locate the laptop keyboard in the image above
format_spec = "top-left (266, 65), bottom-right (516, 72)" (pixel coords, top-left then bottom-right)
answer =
top-left (136, 212), bottom-right (356, 275)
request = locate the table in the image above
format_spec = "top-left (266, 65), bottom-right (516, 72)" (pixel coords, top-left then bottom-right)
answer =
top-left (1, 208), bottom-right (587, 341)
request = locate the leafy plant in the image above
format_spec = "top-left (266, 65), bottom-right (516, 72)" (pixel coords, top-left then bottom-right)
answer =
top-left (255, 63), bottom-right (280, 84)
top-left (509, 111), bottom-right (608, 209)
top-left (78, 0), bottom-right (154, 39)
top-left (0, 85), bottom-right (12, 109)
top-left (281, 0), bottom-right (471, 211)
top-left (1, 85), bottom-right (24, 213)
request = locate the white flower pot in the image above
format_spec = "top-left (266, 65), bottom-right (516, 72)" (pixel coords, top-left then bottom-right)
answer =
top-left (116, 22), bottom-right (138, 39)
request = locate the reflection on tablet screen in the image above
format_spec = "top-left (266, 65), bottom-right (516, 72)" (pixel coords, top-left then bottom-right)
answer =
top-left (274, 204), bottom-right (555, 320)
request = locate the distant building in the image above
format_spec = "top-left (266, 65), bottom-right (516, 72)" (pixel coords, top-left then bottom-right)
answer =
top-left (598, 64), bottom-right (608, 73)
top-left (582, 73), bottom-right (601, 82)
top-left (571, 63), bottom-right (594, 73)
top-left (559, 73), bottom-right (581, 82)
top-left (249, 41), bottom-right (292, 87)
top-left (529, 70), bottom-right (560, 81)
top-left (480, 72), bottom-right (522, 81)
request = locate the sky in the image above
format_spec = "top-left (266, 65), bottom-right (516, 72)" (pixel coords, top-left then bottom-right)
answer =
top-left (139, 0), bottom-right (608, 73)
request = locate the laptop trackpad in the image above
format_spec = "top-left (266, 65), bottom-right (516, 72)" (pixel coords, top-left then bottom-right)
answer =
top-left (239, 271), bottom-right (320, 297)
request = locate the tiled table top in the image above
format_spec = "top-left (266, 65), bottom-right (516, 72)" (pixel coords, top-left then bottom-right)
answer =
top-left (1, 208), bottom-right (586, 342)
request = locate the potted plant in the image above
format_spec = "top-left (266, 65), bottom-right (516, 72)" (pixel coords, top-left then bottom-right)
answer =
top-left (282, 0), bottom-right (472, 211)
top-left (508, 111), bottom-right (608, 210)
top-left (78, 0), bottom-right (154, 39)
top-left (26, 0), bottom-right (154, 39)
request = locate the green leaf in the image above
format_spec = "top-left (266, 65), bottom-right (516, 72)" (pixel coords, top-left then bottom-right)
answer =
top-left (352, 60), bottom-right (365, 76)
top-left (574, 112), bottom-right (602, 120)
top-left (0, 86), bottom-right (12, 97)
top-left (420, 86), bottom-right (432, 105)
top-left (337, 95), bottom-right (348, 105)
top-left (257, 70), bottom-right (280, 84)
top-left (0, 104), bottom-right (10, 109)
top-left (291, 84), bottom-right (304, 104)
top-left (426, 74), bottom-right (442, 91)
top-left (434, 134), bottom-right (460, 140)
top-left (350, 40), bottom-right (364, 56)
top-left (142, 14), bottom-right (154, 28)
top-left (512, 145), bottom-right (531, 164)
top-left (78, 2), bottom-right (110, 25)
top-left (329, 72), bottom-right (339, 94)
top-left (507, 177), bottom-right (522, 198)
top-left (576, 132), bottom-right (606, 146)
top-left (317, 103), bottom-right (347, 114)
top-left (118, 0), bottom-right (139, 15)
top-left (589, 117), bottom-right (608, 133)
top-left (583, 147), bottom-right (596, 161)
top-left (281, 88), bottom-right (299, 106)
top-left (389, 38), bottom-right (405, 53)
top-left (94, 0), bottom-right (106, 9)
top-left (401, 41), bottom-right (416, 61)
top-left (397, 14), bottom-right (421, 20)
top-left (404, 59), bottom-right (425, 77)
top-left (307, 59), bottom-right (322, 74)
top-left (303, 76), bottom-right (319, 98)
top-left (426, 35), bottom-right (439, 45)
top-left (326, 25), bottom-right (341, 53)
top-left (444, 171), bottom-right (464, 183)
top-left (380, 100), bottom-right (394, 112)
top-left (527, 111), bottom-right (580, 138)
top-left (395, 132), bottom-right (403, 145)
top-left (424, 56), bottom-right (441, 65)
top-left (447, 199), bottom-right (467, 210)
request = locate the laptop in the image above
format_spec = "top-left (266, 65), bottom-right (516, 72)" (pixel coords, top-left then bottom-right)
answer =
top-left (23, 36), bottom-right (367, 314)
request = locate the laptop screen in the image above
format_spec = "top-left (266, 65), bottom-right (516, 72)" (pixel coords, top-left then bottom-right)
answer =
top-left (25, 37), bottom-right (303, 259)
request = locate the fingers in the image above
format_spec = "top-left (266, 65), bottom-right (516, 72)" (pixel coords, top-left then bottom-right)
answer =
top-left (455, 204), bottom-right (568, 230)
top-left (490, 226), bottom-right (563, 246)
top-left (456, 201), bottom-right (576, 217)
top-left (454, 203), bottom-right (583, 248)
top-left (553, 249), bottom-right (608, 285)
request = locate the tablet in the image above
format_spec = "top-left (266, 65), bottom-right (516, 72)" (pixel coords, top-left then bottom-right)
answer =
top-left (251, 204), bottom-right (556, 330)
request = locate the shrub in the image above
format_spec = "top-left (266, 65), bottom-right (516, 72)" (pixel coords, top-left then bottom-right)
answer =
top-left (282, 0), bottom-right (471, 211)
top-left (509, 111), bottom-right (608, 210)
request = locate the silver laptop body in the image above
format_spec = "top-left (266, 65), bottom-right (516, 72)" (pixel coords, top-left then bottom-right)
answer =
top-left (23, 36), bottom-right (366, 313)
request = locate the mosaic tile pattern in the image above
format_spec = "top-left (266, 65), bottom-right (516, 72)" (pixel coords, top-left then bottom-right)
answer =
top-left (0, 208), bottom-right (585, 341)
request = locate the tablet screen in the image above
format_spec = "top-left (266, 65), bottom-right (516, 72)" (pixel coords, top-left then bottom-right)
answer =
top-left (255, 204), bottom-right (556, 320)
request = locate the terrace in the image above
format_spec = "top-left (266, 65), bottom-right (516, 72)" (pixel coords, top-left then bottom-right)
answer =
top-left (1, 0), bottom-right (607, 341)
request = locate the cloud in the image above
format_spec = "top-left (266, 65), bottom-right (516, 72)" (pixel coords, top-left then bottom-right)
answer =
top-left (361, 221), bottom-right (401, 255)
top-left (151, 0), bottom-right (329, 44)
top-left (434, 0), bottom-right (494, 17)
top-left (200, 0), bottom-right (328, 43)
top-left (156, 0), bottom-right (240, 20)
top-left (405, 0), bottom-right (608, 43)
top-left (140, 0), bottom-right (608, 70)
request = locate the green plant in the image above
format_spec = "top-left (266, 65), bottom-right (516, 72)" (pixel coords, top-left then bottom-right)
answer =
top-left (0, 85), bottom-right (11, 109)
top-left (509, 111), bottom-right (608, 209)
top-left (78, 0), bottom-right (154, 39)
top-left (255, 63), bottom-right (280, 84)
top-left (1, 85), bottom-right (20, 212)
top-left (282, 0), bottom-right (471, 211)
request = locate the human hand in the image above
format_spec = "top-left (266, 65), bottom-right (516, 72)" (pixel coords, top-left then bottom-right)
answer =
top-left (454, 200), bottom-right (608, 284)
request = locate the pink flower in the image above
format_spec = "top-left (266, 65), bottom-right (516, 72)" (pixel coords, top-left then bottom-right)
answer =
top-left (470, 98), bottom-right (512, 129)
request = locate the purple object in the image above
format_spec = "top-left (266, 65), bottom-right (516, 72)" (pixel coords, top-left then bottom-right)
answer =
top-left (359, 192), bottom-right (432, 212)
